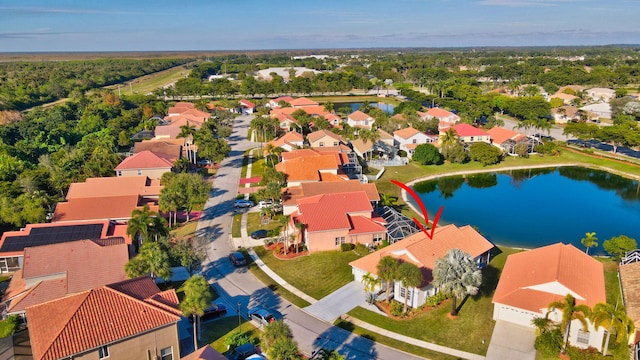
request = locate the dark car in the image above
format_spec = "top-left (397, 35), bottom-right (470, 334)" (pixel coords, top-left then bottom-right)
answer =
top-left (229, 251), bottom-right (247, 266)
top-left (227, 343), bottom-right (258, 360)
top-left (247, 307), bottom-right (275, 328)
top-left (189, 302), bottom-right (227, 322)
top-left (250, 229), bottom-right (268, 239)
top-left (234, 200), bottom-right (255, 208)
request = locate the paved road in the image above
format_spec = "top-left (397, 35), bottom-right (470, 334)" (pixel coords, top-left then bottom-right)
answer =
top-left (496, 114), bottom-right (573, 141)
top-left (196, 115), bottom-right (424, 359)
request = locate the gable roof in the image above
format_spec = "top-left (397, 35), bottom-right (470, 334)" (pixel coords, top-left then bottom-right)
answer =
top-left (492, 243), bottom-right (605, 313)
top-left (26, 276), bottom-right (181, 360)
top-left (134, 139), bottom-right (183, 159)
top-left (266, 132), bottom-right (304, 149)
top-left (275, 154), bottom-right (341, 182)
top-left (307, 129), bottom-right (346, 144)
top-left (3, 240), bottom-right (128, 313)
top-left (485, 127), bottom-right (527, 144)
top-left (426, 107), bottom-right (456, 118)
top-left (289, 97), bottom-right (319, 107)
top-left (449, 123), bottom-right (489, 137)
top-left (284, 180), bottom-right (379, 205)
top-left (349, 224), bottom-right (494, 286)
top-left (115, 150), bottom-right (175, 171)
top-left (53, 195), bottom-right (157, 222)
top-left (271, 96), bottom-right (294, 105)
top-left (348, 110), bottom-right (372, 121)
top-left (182, 346), bottom-right (227, 360)
top-left (239, 99), bottom-right (255, 108)
top-left (297, 191), bottom-right (373, 232)
top-left (393, 127), bottom-right (421, 139)
top-left (65, 176), bottom-right (162, 200)
top-left (619, 260), bottom-right (640, 331)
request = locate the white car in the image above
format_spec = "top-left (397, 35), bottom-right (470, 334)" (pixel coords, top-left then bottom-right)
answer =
top-left (258, 200), bottom-right (273, 209)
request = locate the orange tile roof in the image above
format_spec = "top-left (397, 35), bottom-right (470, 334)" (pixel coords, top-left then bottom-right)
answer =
top-left (318, 172), bottom-right (349, 182)
top-left (307, 129), bottom-right (346, 144)
top-left (27, 276), bottom-right (180, 360)
top-left (492, 243), bottom-right (605, 313)
top-left (239, 99), bottom-right (255, 108)
top-left (619, 261), bottom-right (640, 329)
top-left (404, 143), bottom-right (420, 150)
top-left (182, 346), bottom-right (227, 360)
top-left (284, 181), bottom-right (379, 205)
top-left (348, 110), bottom-right (371, 121)
top-left (164, 115), bottom-right (205, 129)
top-left (275, 154), bottom-right (340, 182)
top-left (485, 127), bottom-right (526, 144)
top-left (297, 191), bottom-right (373, 232)
top-left (426, 107), bottom-right (456, 118)
top-left (393, 126), bottom-right (421, 139)
top-left (448, 123), bottom-right (488, 137)
top-left (53, 195), bottom-right (158, 222)
top-left (551, 92), bottom-right (577, 100)
top-left (266, 132), bottom-right (304, 149)
top-left (349, 224), bottom-right (494, 286)
top-left (134, 139), bottom-right (183, 159)
top-left (3, 240), bottom-right (128, 313)
top-left (115, 150), bottom-right (175, 170)
top-left (349, 216), bottom-right (387, 234)
top-left (289, 97), bottom-right (319, 107)
top-left (271, 96), bottom-right (294, 105)
top-left (65, 176), bottom-right (162, 199)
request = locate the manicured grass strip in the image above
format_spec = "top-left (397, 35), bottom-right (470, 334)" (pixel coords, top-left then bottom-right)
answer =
top-left (240, 153), bottom-right (250, 179)
top-left (333, 318), bottom-right (460, 360)
top-left (201, 317), bottom-right (260, 354)
top-left (599, 257), bottom-right (623, 305)
top-left (170, 221), bottom-right (198, 238)
top-left (250, 157), bottom-right (266, 182)
top-left (232, 214), bottom-right (242, 238)
top-left (246, 213), bottom-right (283, 236)
top-left (247, 258), bottom-right (311, 308)
top-left (253, 246), bottom-right (364, 300)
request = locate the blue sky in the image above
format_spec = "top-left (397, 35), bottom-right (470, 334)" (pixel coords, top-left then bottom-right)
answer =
top-left (1, 0), bottom-right (639, 52)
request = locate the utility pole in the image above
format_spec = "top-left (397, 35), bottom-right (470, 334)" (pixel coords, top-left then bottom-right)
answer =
top-left (129, 83), bottom-right (133, 95)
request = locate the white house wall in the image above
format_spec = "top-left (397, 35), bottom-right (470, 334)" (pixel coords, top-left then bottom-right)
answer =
top-left (492, 303), bottom-right (540, 327)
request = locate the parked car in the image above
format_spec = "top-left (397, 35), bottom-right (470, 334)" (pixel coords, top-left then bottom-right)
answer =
top-left (247, 307), bottom-right (275, 328)
top-left (234, 200), bottom-right (255, 208)
top-left (188, 302), bottom-right (227, 322)
top-left (229, 251), bottom-right (247, 266)
top-left (250, 229), bottom-right (268, 239)
top-left (257, 200), bottom-right (273, 209)
top-left (227, 343), bottom-right (258, 360)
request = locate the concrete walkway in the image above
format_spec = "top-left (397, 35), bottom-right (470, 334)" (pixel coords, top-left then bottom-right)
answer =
top-left (304, 281), bottom-right (367, 323)
top-left (485, 321), bottom-right (536, 360)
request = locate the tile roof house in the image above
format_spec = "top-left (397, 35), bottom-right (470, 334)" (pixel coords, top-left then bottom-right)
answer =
top-left (0, 219), bottom-right (130, 273)
top-left (550, 105), bottom-right (581, 124)
top-left (586, 87), bottom-right (616, 102)
top-left (167, 102), bottom-right (195, 116)
top-left (2, 239), bottom-right (129, 318)
top-left (291, 191), bottom-right (387, 253)
top-left (289, 97), bottom-right (319, 108)
top-left (440, 123), bottom-right (490, 145)
top-left (485, 126), bottom-right (530, 155)
top-left (347, 110), bottom-right (374, 129)
top-left (26, 276), bottom-right (182, 360)
top-left (239, 99), bottom-right (256, 114)
top-left (133, 139), bottom-right (183, 160)
top-left (181, 346), bottom-right (227, 360)
top-left (115, 150), bottom-right (175, 179)
top-left (307, 130), bottom-right (346, 148)
top-left (618, 251), bottom-right (640, 352)
top-left (266, 96), bottom-right (295, 108)
top-left (393, 127), bottom-right (437, 158)
top-left (275, 153), bottom-right (346, 186)
top-left (282, 180), bottom-right (380, 215)
top-left (580, 102), bottom-right (612, 120)
top-left (350, 224), bottom-right (494, 308)
top-left (264, 131), bottom-right (304, 153)
top-left (421, 108), bottom-right (461, 129)
top-left (53, 177), bottom-right (161, 222)
top-left (492, 243), bottom-right (606, 351)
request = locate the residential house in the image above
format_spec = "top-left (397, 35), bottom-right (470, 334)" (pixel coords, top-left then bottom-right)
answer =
top-left (420, 108), bottom-right (461, 130)
top-left (0, 220), bottom-right (130, 273)
top-left (273, 112), bottom-right (299, 131)
top-left (291, 191), bottom-right (387, 253)
top-left (441, 123), bottom-right (490, 145)
top-left (580, 103), bottom-right (612, 120)
top-left (550, 106), bottom-right (581, 124)
top-left (282, 180), bottom-right (380, 215)
top-left (289, 97), bottom-right (319, 108)
top-left (550, 92), bottom-right (579, 106)
top-left (2, 239), bottom-right (129, 319)
top-left (182, 346), bottom-right (227, 360)
top-left (350, 138), bottom-right (374, 160)
top-left (618, 250), bottom-right (640, 357)
top-left (486, 127), bottom-right (530, 155)
top-left (492, 243), bottom-right (606, 351)
top-left (133, 138), bottom-right (183, 159)
top-left (53, 176), bottom-right (162, 222)
top-left (586, 87), bottom-right (616, 102)
top-left (167, 102), bottom-right (195, 117)
top-left (393, 127), bottom-right (437, 158)
top-left (115, 150), bottom-right (175, 179)
top-left (307, 129), bottom-right (346, 148)
top-left (349, 224), bottom-right (494, 308)
top-left (26, 276), bottom-right (182, 360)
top-left (266, 96), bottom-right (295, 108)
top-left (239, 99), bottom-right (256, 114)
top-left (377, 129), bottom-right (395, 146)
top-left (264, 132), bottom-right (304, 153)
top-left (275, 152), bottom-right (346, 186)
top-left (347, 110), bottom-right (374, 129)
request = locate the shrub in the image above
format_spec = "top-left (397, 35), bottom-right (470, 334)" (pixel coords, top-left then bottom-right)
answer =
top-left (340, 243), bottom-right (355, 252)
top-left (0, 315), bottom-right (18, 338)
top-left (566, 346), bottom-right (606, 360)
top-left (267, 229), bottom-right (280, 237)
top-left (378, 240), bottom-right (390, 249)
top-left (424, 291), bottom-right (450, 307)
top-left (390, 301), bottom-right (404, 317)
top-left (397, 150), bottom-right (407, 157)
top-left (534, 328), bottom-right (562, 357)
top-left (354, 243), bottom-right (369, 255)
top-left (224, 331), bottom-right (255, 349)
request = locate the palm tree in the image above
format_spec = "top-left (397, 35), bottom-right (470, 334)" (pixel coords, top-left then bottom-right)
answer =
top-left (179, 275), bottom-right (213, 351)
top-left (581, 232), bottom-right (598, 255)
top-left (398, 262), bottom-right (423, 314)
top-left (178, 121), bottom-right (198, 163)
top-left (531, 316), bottom-right (555, 336)
top-left (268, 337), bottom-right (299, 360)
top-left (379, 193), bottom-right (397, 207)
top-left (377, 256), bottom-right (400, 303)
top-left (432, 249), bottom-right (482, 316)
top-left (261, 320), bottom-right (292, 350)
top-left (361, 272), bottom-right (380, 303)
top-left (127, 204), bottom-right (154, 247)
top-left (590, 302), bottom-right (635, 356)
top-left (294, 222), bottom-right (306, 249)
top-left (278, 215), bottom-right (290, 255)
top-left (148, 216), bottom-right (169, 242)
top-left (439, 128), bottom-right (458, 146)
top-left (124, 241), bottom-right (172, 281)
top-left (547, 293), bottom-right (591, 353)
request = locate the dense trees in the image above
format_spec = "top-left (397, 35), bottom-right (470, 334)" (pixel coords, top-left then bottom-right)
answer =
top-left (160, 173), bottom-right (212, 223)
top-left (412, 143), bottom-right (443, 165)
top-left (603, 235), bottom-right (637, 260)
top-left (468, 142), bottom-right (502, 166)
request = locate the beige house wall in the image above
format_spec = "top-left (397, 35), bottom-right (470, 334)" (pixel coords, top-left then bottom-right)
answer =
top-left (116, 168), bottom-right (171, 180)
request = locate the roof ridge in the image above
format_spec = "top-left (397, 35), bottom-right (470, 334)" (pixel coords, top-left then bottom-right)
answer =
top-left (39, 289), bottom-right (92, 359)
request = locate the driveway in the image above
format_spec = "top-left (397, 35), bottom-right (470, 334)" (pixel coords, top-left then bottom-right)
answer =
top-left (485, 320), bottom-right (536, 360)
top-left (304, 281), bottom-right (367, 322)
top-left (195, 115), bottom-right (424, 360)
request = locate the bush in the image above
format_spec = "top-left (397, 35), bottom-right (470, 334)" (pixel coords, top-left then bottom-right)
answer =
top-left (413, 143), bottom-right (443, 165)
top-left (354, 243), bottom-right (369, 254)
top-left (468, 142), bottom-right (502, 166)
top-left (390, 301), bottom-right (404, 317)
top-left (340, 243), bottom-right (355, 252)
top-left (534, 328), bottom-right (562, 357)
top-left (424, 291), bottom-right (450, 307)
top-left (0, 315), bottom-right (18, 338)
top-left (224, 331), bottom-right (255, 349)
top-left (397, 150), bottom-right (407, 157)
top-left (566, 346), bottom-right (606, 360)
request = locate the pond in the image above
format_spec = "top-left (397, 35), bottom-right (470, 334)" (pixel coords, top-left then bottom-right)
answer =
top-left (336, 102), bottom-right (394, 115)
top-left (410, 166), bottom-right (640, 254)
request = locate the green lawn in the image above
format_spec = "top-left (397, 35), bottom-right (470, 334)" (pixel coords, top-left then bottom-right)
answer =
top-left (200, 317), bottom-right (261, 354)
top-left (253, 246), bottom-right (366, 300)
top-left (247, 257), bottom-right (312, 308)
top-left (170, 221), bottom-right (198, 239)
top-left (104, 65), bottom-right (191, 95)
top-left (246, 213), bottom-right (284, 236)
top-left (341, 247), bottom-right (520, 356)
top-left (250, 157), bottom-right (266, 181)
top-left (240, 151), bottom-right (250, 179)
top-left (232, 214), bottom-right (242, 238)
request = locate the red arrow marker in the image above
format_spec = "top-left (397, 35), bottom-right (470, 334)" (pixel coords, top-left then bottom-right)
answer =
top-left (391, 179), bottom-right (444, 240)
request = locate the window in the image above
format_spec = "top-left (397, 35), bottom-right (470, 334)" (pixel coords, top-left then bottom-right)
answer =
top-left (470, 136), bottom-right (474, 141)
top-left (373, 233), bottom-right (384, 243)
top-left (160, 347), bottom-right (173, 360)
top-left (98, 345), bottom-right (109, 359)
top-left (399, 287), bottom-right (411, 301)
top-left (577, 330), bottom-right (590, 345)
top-left (137, 170), bottom-right (142, 175)
top-left (319, 141), bottom-right (325, 147)
top-left (333, 142), bottom-right (338, 146)
top-left (334, 236), bottom-right (345, 246)
top-left (117, 171), bottom-right (122, 177)
top-left (412, 139), bottom-right (417, 144)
